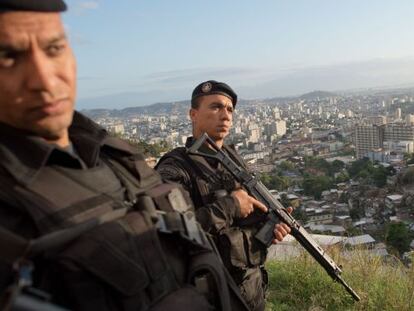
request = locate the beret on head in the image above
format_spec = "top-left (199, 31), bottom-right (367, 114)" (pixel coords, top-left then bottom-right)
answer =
top-left (0, 0), bottom-right (67, 12)
top-left (191, 80), bottom-right (238, 108)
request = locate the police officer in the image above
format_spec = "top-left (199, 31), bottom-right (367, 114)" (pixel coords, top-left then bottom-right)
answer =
top-left (0, 2), bottom-right (248, 310)
top-left (156, 81), bottom-right (292, 311)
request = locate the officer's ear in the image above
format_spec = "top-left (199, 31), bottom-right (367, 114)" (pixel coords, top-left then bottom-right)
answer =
top-left (189, 108), bottom-right (198, 122)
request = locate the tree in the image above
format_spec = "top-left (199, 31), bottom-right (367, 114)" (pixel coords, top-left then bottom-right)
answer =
top-left (260, 173), bottom-right (291, 191)
top-left (349, 206), bottom-right (364, 220)
top-left (331, 160), bottom-right (345, 174)
top-left (292, 206), bottom-right (308, 224)
top-left (372, 166), bottom-right (387, 187)
top-left (279, 160), bottom-right (295, 171)
top-left (273, 175), bottom-right (291, 191)
top-left (131, 140), bottom-right (171, 157)
top-left (386, 223), bottom-right (410, 256)
top-left (260, 173), bottom-right (273, 188)
top-left (280, 193), bottom-right (290, 208)
top-left (401, 167), bottom-right (414, 185)
top-left (302, 175), bottom-right (333, 199)
top-left (335, 171), bottom-right (350, 183)
top-left (304, 157), bottom-right (331, 176)
top-left (348, 158), bottom-right (373, 178)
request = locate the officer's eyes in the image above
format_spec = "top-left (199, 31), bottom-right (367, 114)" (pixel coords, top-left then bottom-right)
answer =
top-left (0, 51), bottom-right (16, 68)
top-left (46, 43), bottom-right (66, 56)
top-left (210, 104), bottom-right (233, 112)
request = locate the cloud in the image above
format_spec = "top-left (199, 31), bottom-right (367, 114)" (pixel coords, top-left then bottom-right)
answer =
top-left (237, 57), bottom-right (414, 99)
top-left (77, 57), bottom-right (414, 109)
top-left (67, 0), bottom-right (99, 15)
top-left (78, 1), bottom-right (99, 10)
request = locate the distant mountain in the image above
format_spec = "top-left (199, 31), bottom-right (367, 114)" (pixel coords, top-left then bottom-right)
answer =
top-left (82, 100), bottom-right (190, 119)
top-left (299, 90), bottom-right (337, 100)
top-left (81, 91), bottom-right (337, 118)
top-left (82, 98), bottom-right (253, 119)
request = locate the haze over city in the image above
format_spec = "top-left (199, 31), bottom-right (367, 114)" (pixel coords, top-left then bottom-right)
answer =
top-left (64, 0), bottom-right (414, 109)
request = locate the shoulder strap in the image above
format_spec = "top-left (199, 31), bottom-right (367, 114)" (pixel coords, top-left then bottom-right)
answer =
top-left (223, 145), bottom-right (248, 170)
top-left (158, 148), bottom-right (221, 186)
top-left (102, 143), bottom-right (162, 191)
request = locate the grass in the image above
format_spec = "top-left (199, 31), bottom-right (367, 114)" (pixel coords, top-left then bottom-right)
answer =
top-left (265, 247), bottom-right (414, 311)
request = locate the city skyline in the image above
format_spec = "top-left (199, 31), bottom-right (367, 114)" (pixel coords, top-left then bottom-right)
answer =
top-left (64, 0), bottom-right (414, 109)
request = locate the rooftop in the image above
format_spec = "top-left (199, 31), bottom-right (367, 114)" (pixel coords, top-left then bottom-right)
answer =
top-left (344, 234), bottom-right (376, 246)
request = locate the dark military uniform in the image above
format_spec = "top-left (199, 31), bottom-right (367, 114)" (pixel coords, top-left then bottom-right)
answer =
top-left (0, 112), bottom-right (249, 311)
top-left (157, 137), bottom-right (268, 311)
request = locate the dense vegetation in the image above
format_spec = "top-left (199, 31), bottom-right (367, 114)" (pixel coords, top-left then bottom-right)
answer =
top-left (266, 248), bottom-right (414, 311)
top-left (133, 140), bottom-right (171, 157)
top-left (260, 157), bottom-right (397, 200)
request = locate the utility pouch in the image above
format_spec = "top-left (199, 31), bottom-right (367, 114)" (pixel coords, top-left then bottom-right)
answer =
top-left (219, 227), bottom-right (267, 269)
top-left (244, 228), bottom-right (267, 266)
top-left (219, 228), bottom-right (249, 269)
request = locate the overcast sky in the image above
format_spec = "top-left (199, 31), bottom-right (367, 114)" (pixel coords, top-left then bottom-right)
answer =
top-left (64, 0), bottom-right (414, 109)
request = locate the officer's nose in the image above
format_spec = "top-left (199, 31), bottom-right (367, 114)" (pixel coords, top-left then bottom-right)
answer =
top-left (220, 108), bottom-right (232, 121)
top-left (25, 47), bottom-right (57, 97)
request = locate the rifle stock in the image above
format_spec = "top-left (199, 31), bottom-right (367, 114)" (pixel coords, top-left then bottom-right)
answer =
top-left (187, 133), bottom-right (361, 302)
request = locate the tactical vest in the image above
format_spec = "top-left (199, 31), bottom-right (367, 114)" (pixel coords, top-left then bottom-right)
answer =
top-left (0, 139), bottom-right (249, 311)
top-left (156, 146), bottom-right (267, 276)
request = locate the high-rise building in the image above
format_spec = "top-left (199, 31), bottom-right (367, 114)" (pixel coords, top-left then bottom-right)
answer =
top-left (384, 123), bottom-right (414, 141)
top-left (405, 114), bottom-right (414, 124)
top-left (354, 125), bottom-right (384, 158)
top-left (381, 123), bottom-right (414, 155)
top-left (275, 120), bottom-right (287, 136)
top-left (264, 120), bottom-right (286, 137)
top-left (108, 124), bottom-right (125, 134)
top-left (395, 108), bottom-right (402, 120)
top-left (247, 123), bottom-right (260, 143)
top-left (345, 110), bottom-right (354, 118)
top-left (272, 107), bottom-right (281, 120)
top-left (383, 141), bottom-right (413, 154)
top-left (365, 116), bottom-right (387, 126)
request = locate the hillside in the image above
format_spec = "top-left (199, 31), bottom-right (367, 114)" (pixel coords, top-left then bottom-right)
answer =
top-left (299, 90), bottom-right (338, 100)
top-left (80, 91), bottom-right (335, 118)
top-left (266, 248), bottom-right (413, 311)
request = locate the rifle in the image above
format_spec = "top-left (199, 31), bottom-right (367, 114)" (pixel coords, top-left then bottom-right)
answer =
top-left (187, 133), bottom-right (361, 302)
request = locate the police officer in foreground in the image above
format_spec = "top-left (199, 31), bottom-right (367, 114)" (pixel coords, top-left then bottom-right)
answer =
top-left (0, 2), bottom-right (249, 310)
top-left (156, 81), bottom-right (292, 311)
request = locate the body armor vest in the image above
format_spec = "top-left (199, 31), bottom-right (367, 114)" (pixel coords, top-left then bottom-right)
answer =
top-left (0, 141), bottom-right (249, 311)
top-left (157, 147), bottom-right (268, 273)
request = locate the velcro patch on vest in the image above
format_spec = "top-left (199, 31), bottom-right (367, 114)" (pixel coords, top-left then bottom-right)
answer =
top-left (168, 188), bottom-right (190, 213)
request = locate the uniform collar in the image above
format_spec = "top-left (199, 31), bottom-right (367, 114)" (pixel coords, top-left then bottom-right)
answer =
top-left (0, 111), bottom-right (124, 186)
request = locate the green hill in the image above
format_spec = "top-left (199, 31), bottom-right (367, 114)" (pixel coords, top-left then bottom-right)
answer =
top-left (266, 248), bottom-right (414, 311)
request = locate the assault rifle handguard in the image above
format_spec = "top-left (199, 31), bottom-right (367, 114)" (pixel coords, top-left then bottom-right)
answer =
top-left (187, 133), bottom-right (361, 302)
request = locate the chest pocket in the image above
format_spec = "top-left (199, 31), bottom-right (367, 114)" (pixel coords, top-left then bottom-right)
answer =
top-left (18, 162), bottom-right (127, 234)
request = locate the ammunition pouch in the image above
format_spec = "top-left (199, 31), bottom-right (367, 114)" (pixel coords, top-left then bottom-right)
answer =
top-left (219, 227), bottom-right (267, 270)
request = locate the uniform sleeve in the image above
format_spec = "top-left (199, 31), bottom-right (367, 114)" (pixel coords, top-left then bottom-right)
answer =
top-left (156, 157), bottom-right (241, 235)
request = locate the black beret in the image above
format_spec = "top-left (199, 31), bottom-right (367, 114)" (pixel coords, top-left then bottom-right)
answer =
top-left (0, 0), bottom-right (67, 12)
top-left (191, 80), bottom-right (238, 108)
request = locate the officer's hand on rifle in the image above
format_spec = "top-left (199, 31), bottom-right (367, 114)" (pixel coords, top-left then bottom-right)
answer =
top-left (272, 207), bottom-right (293, 244)
top-left (231, 189), bottom-right (268, 218)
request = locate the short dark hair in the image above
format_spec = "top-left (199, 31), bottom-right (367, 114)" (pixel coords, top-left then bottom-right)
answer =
top-left (191, 96), bottom-right (202, 109)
